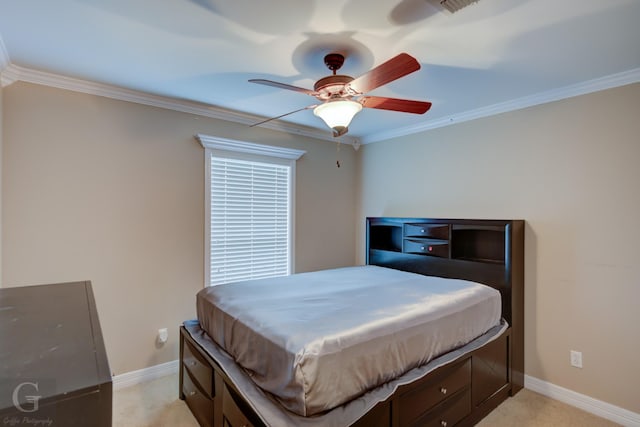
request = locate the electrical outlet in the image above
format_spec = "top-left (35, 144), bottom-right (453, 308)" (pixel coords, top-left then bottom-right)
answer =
top-left (570, 350), bottom-right (583, 368)
top-left (158, 328), bottom-right (168, 344)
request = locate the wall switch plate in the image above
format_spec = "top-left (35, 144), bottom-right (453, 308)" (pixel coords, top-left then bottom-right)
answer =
top-left (570, 350), bottom-right (583, 368)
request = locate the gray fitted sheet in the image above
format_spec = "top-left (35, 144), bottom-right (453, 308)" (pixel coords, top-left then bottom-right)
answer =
top-left (185, 320), bottom-right (507, 427)
top-left (196, 265), bottom-right (501, 416)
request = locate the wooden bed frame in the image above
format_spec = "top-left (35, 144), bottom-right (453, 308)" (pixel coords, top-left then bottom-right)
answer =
top-left (179, 217), bottom-right (524, 427)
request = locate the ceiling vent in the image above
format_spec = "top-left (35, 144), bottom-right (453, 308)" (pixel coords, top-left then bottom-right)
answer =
top-left (439, 0), bottom-right (480, 13)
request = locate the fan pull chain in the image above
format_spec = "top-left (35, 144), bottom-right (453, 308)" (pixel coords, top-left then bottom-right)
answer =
top-left (336, 141), bottom-right (341, 168)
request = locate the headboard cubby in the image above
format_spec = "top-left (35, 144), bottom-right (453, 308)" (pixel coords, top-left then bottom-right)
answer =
top-left (366, 217), bottom-right (525, 391)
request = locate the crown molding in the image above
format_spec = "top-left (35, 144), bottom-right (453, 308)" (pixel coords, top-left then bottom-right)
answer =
top-left (1, 64), bottom-right (19, 87)
top-left (361, 67), bottom-right (640, 144)
top-left (0, 62), bottom-right (360, 146)
top-left (3, 51), bottom-right (638, 147)
top-left (0, 35), bottom-right (11, 85)
top-left (0, 35), bottom-right (8, 69)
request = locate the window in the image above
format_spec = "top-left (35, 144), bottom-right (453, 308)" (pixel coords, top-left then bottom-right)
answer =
top-left (197, 135), bottom-right (305, 286)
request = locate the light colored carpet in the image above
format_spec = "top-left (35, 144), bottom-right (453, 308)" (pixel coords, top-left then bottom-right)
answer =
top-left (476, 389), bottom-right (619, 427)
top-left (113, 373), bottom-right (619, 427)
top-left (113, 374), bottom-right (198, 427)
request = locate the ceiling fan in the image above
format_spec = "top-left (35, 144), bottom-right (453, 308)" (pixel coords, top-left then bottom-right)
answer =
top-left (249, 52), bottom-right (432, 137)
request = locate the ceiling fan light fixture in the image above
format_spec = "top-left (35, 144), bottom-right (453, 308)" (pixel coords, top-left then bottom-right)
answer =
top-left (249, 52), bottom-right (430, 134)
top-left (313, 100), bottom-right (363, 136)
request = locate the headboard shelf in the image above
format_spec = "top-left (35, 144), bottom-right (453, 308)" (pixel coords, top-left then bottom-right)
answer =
top-left (366, 216), bottom-right (525, 394)
top-left (367, 218), bottom-right (513, 266)
top-left (453, 256), bottom-right (504, 264)
top-left (451, 227), bottom-right (506, 264)
top-left (368, 223), bottom-right (403, 252)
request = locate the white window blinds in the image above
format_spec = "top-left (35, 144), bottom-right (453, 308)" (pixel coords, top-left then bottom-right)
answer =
top-left (209, 156), bottom-right (291, 286)
top-left (198, 134), bottom-right (305, 287)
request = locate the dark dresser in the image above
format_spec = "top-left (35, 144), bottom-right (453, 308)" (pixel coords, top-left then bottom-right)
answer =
top-left (0, 281), bottom-right (112, 426)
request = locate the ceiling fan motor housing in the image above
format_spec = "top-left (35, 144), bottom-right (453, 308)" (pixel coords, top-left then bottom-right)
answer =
top-left (313, 75), bottom-right (355, 100)
top-left (324, 53), bottom-right (345, 73)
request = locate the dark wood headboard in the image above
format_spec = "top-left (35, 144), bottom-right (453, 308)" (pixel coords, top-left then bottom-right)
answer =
top-left (366, 217), bottom-right (525, 390)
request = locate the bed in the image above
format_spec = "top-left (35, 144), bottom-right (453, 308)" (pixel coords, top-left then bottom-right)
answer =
top-left (180, 217), bottom-right (524, 427)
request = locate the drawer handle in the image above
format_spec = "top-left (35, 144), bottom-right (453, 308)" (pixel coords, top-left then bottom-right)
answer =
top-left (189, 390), bottom-right (196, 396)
top-left (420, 228), bottom-right (425, 233)
top-left (440, 421), bottom-right (447, 427)
top-left (440, 387), bottom-right (447, 395)
top-left (421, 246), bottom-right (425, 251)
top-left (190, 361), bottom-right (197, 366)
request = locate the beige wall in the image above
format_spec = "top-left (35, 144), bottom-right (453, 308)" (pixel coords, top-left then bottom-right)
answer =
top-left (4, 77), bottom-right (638, 414)
top-left (1, 82), bottom-right (356, 375)
top-left (356, 83), bottom-right (640, 413)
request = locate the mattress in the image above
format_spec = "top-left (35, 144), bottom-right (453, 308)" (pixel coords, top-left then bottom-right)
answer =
top-left (196, 265), bottom-right (501, 416)
top-left (185, 319), bottom-right (507, 427)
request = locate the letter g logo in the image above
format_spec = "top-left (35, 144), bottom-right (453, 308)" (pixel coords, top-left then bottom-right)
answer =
top-left (12, 381), bottom-right (41, 413)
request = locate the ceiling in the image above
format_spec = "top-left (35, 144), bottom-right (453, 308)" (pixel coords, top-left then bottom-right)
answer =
top-left (1, 0), bottom-right (639, 144)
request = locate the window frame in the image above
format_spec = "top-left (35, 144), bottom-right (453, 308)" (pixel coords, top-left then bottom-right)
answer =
top-left (197, 134), bottom-right (305, 287)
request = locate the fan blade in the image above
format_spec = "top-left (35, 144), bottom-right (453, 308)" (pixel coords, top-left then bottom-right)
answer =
top-left (249, 79), bottom-right (316, 95)
top-left (360, 96), bottom-right (432, 114)
top-left (250, 105), bottom-right (318, 127)
top-left (346, 53), bottom-right (421, 95)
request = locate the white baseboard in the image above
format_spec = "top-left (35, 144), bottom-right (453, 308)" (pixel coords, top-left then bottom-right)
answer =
top-left (525, 375), bottom-right (640, 427)
top-left (112, 359), bottom-right (179, 391)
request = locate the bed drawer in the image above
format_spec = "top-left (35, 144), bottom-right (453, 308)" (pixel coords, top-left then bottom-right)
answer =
top-left (404, 239), bottom-right (449, 258)
top-left (398, 359), bottom-right (471, 427)
top-left (404, 223), bottom-right (450, 240)
top-left (183, 369), bottom-right (214, 427)
top-left (223, 383), bottom-right (255, 427)
top-left (409, 388), bottom-right (471, 427)
top-left (183, 338), bottom-right (214, 398)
